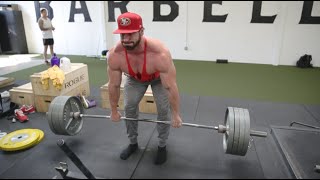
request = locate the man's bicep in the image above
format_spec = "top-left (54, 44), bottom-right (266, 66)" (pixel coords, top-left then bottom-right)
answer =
top-left (107, 62), bottom-right (122, 87)
top-left (160, 60), bottom-right (177, 89)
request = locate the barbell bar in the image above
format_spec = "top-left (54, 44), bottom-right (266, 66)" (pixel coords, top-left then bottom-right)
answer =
top-left (77, 114), bottom-right (267, 137)
top-left (47, 96), bottom-right (268, 156)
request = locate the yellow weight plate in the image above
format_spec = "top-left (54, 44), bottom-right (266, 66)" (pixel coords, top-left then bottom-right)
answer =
top-left (33, 129), bottom-right (45, 144)
top-left (12, 129), bottom-right (44, 148)
top-left (0, 132), bottom-right (7, 140)
top-left (0, 129), bottom-right (40, 151)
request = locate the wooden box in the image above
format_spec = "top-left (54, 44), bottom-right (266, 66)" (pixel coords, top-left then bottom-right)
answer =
top-left (100, 81), bottom-right (157, 114)
top-left (101, 94), bottom-right (125, 110)
top-left (100, 74), bottom-right (126, 109)
top-left (100, 83), bottom-right (125, 110)
top-left (34, 80), bottom-right (90, 113)
top-left (30, 63), bottom-right (89, 96)
top-left (9, 83), bottom-right (34, 106)
top-left (100, 83), bottom-right (125, 100)
top-left (0, 77), bottom-right (15, 88)
top-left (139, 89), bottom-right (157, 114)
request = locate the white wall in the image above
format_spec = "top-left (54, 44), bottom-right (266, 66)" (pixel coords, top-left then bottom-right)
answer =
top-left (1, 1), bottom-right (319, 67)
top-left (279, 1), bottom-right (320, 66)
top-left (0, 1), bottom-right (106, 56)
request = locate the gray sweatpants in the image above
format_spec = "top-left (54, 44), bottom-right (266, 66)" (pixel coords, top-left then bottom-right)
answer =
top-left (124, 75), bottom-right (171, 148)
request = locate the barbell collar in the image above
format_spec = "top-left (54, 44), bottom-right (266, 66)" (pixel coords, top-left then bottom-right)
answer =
top-left (218, 125), bottom-right (227, 133)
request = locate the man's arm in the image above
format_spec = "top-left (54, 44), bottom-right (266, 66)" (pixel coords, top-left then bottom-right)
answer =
top-left (107, 51), bottom-right (122, 114)
top-left (158, 52), bottom-right (182, 127)
top-left (38, 18), bottom-right (51, 31)
top-left (51, 20), bottom-right (55, 31)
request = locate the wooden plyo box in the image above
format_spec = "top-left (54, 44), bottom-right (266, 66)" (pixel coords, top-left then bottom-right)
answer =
top-left (29, 63), bottom-right (90, 112)
top-left (100, 81), bottom-right (157, 114)
top-left (9, 83), bottom-right (34, 106)
top-left (0, 77), bottom-right (15, 88)
top-left (100, 81), bottom-right (125, 110)
top-left (9, 81), bottom-right (90, 112)
top-left (34, 81), bottom-right (90, 113)
top-left (139, 89), bottom-right (157, 114)
top-left (30, 63), bottom-right (89, 96)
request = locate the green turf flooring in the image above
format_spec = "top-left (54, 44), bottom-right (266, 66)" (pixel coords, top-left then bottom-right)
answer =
top-left (3, 55), bottom-right (320, 105)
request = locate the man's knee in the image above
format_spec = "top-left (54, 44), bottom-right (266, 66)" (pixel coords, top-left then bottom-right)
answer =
top-left (152, 88), bottom-right (170, 118)
top-left (124, 93), bottom-right (141, 117)
top-left (156, 102), bottom-right (170, 119)
top-left (124, 103), bottom-right (139, 118)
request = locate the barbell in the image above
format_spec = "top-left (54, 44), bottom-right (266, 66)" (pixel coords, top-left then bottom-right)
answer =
top-left (46, 96), bottom-right (268, 156)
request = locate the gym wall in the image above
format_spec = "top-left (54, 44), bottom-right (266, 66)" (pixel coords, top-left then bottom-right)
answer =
top-left (0, 1), bottom-right (106, 57)
top-left (0, 1), bottom-right (319, 67)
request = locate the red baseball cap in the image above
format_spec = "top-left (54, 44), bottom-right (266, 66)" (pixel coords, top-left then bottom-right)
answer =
top-left (113, 12), bottom-right (143, 34)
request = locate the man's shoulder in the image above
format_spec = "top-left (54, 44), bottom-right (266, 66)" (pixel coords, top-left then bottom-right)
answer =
top-left (109, 43), bottom-right (124, 56)
top-left (38, 17), bottom-right (43, 22)
top-left (146, 37), bottom-right (163, 46)
top-left (107, 44), bottom-right (124, 62)
top-left (107, 47), bottom-right (122, 69)
top-left (146, 37), bottom-right (170, 56)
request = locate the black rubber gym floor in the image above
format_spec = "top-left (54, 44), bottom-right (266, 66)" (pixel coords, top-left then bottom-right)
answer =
top-left (0, 83), bottom-right (320, 179)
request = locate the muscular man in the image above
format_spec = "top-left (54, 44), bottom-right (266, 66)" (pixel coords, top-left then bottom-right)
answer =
top-left (38, 8), bottom-right (55, 64)
top-left (107, 12), bottom-right (182, 165)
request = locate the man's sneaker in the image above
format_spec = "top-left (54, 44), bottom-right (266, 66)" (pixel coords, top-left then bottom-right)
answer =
top-left (120, 143), bottom-right (138, 160)
top-left (20, 105), bottom-right (36, 114)
top-left (14, 109), bottom-right (28, 123)
top-left (154, 146), bottom-right (167, 165)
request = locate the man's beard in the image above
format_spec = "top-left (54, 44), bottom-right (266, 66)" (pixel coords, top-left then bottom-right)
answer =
top-left (122, 36), bottom-right (141, 50)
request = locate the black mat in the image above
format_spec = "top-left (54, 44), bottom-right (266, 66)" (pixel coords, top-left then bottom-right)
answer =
top-left (179, 94), bottom-right (199, 122)
top-left (0, 107), bottom-right (157, 179)
top-left (73, 108), bottom-right (157, 179)
top-left (0, 92), bottom-right (317, 178)
top-left (132, 95), bottom-right (265, 179)
top-left (271, 126), bottom-right (320, 179)
top-left (248, 101), bottom-right (320, 128)
top-left (303, 105), bottom-right (320, 123)
top-left (193, 96), bottom-right (293, 178)
top-left (245, 100), bottom-right (320, 179)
